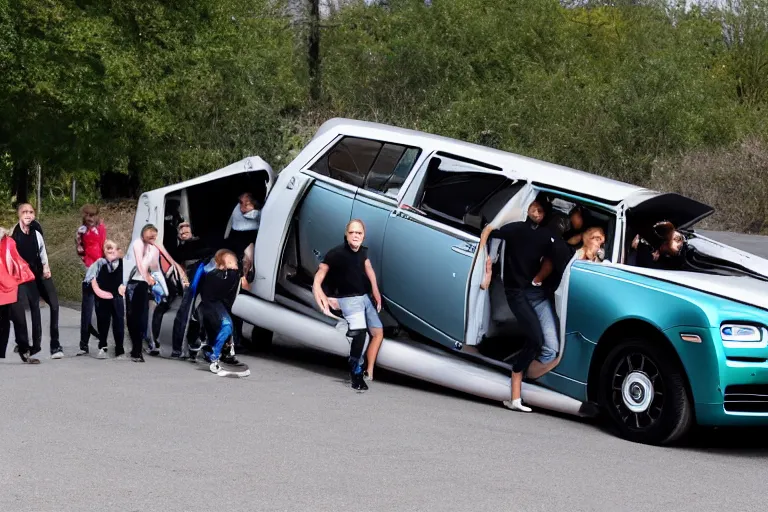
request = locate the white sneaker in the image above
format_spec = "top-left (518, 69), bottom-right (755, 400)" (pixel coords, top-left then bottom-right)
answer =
top-left (114, 354), bottom-right (127, 361)
top-left (76, 348), bottom-right (89, 356)
top-left (96, 348), bottom-right (108, 359)
top-left (209, 361), bottom-right (221, 374)
top-left (51, 351), bottom-right (64, 359)
top-left (503, 399), bottom-right (532, 413)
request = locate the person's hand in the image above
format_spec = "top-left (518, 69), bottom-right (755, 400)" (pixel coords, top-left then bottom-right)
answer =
top-left (532, 279), bottom-right (542, 287)
top-left (118, 285), bottom-right (126, 297)
top-left (652, 250), bottom-right (660, 262)
top-left (314, 291), bottom-right (331, 316)
top-left (42, 264), bottom-right (51, 280)
top-left (94, 288), bottom-right (114, 300)
top-left (480, 257), bottom-right (492, 290)
top-left (147, 274), bottom-right (156, 286)
top-left (328, 297), bottom-right (340, 311)
top-left (180, 273), bottom-right (189, 287)
top-left (632, 235), bottom-right (640, 250)
top-left (372, 291), bottom-right (382, 313)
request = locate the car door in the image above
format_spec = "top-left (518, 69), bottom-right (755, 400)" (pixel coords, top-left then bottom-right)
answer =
top-left (351, 143), bottom-right (423, 279)
top-left (381, 153), bottom-right (514, 349)
top-left (297, 136), bottom-right (385, 276)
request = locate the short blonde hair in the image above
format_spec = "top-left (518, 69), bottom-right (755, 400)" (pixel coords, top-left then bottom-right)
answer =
top-left (103, 239), bottom-right (119, 252)
top-left (214, 248), bottom-right (237, 267)
top-left (583, 226), bottom-right (605, 241)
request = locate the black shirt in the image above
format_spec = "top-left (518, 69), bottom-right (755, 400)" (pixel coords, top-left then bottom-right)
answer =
top-left (321, 242), bottom-right (370, 298)
top-left (200, 268), bottom-right (241, 310)
top-left (12, 224), bottom-right (43, 277)
top-left (489, 218), bottom-right (555, 291)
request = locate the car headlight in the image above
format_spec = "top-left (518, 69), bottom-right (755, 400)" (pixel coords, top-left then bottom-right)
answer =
top-left (720, 323), bottom-right (766, 347)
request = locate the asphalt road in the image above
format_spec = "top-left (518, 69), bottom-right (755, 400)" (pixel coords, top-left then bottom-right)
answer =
top-left (1, 231), bottom-right (767, 512)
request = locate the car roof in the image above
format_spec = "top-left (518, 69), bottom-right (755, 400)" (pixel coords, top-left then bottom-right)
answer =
top-left (315, 118), bottom-right (650, 204)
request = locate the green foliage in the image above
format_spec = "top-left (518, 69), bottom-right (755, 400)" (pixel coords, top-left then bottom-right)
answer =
top-left (1, 0), bottom-right (767, 234)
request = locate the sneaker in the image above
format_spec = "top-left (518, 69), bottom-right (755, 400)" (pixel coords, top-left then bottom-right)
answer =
top-left (20, 351), bottom-right (40, 364)
top-left (131, 354), bottom-right (145, 363)
top-left (114, 354), bottom-right (127, 361)
top-left (96, 348), bottom-right (108, 359)
top-left (503, 399), bottom-right (532, 413)
top-left (220, 354), bottom-right (241, 366)
top-left (209, 360), bottom-right (221, 374)
top-left (76, 348), bottom-right (89, 356)
top-left (51, 350), bottom-right (64, 360)
top-left (13, 345), bottom-right (19, 353)
top-left (170, 351), bottom-right (183, 360)
top-left (363, 371), bottom-right (373, 382)
top-left (351, 371), bottom-right (368, 391)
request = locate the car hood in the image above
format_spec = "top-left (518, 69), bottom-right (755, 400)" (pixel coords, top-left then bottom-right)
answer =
top-left (615, 235), bottom-right (768, 311)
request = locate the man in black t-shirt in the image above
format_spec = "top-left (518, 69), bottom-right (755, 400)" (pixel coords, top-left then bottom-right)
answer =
top-left (313, 219), bottom-right (384, 391)
top-left (479, 198), bottom-right (562, 413)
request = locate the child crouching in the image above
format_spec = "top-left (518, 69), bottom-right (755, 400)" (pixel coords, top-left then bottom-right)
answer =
top-left (82, 240), bottom-right (126, 359)
top-left (199, 249), bottom-right (248, 372)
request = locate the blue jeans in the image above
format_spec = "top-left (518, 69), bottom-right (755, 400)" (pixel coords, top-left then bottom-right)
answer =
top-left (524, 288), bottom-right (558, 364)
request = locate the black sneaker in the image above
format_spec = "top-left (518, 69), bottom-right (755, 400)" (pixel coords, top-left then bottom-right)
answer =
top-left (220, 354), bottom-right (242, 366)
top-left (170, 351), bottom-right (183, 360)
top-left (351, 372), bottom-right (368, 391)
top-left (131, 354), bottom-right (145, 363)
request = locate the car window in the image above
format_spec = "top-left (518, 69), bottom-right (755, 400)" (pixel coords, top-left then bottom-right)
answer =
top-left (309, 137), bottom-right (421, 194)
top-left (416, 157), bottom-right (518, 235)
top-left (365, 146), bottom-right (421, 198)
top-left (310, 137), bottom-right (383, 187)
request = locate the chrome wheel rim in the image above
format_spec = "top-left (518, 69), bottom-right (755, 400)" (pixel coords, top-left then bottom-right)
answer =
top-left (611, 352), bottom-right (664, 430)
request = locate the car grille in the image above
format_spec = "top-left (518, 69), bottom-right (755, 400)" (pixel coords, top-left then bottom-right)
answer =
top-left (724, 385), bottom-right (768, 413)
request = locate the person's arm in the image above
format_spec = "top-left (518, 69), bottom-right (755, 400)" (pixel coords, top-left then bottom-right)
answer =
top-left (364, 258), bottom-right (382, 312)
top-left (313, 263), bottom-right (332, 315)
top-left (133, 240), bottom-right (153, 284)
top-left (36, 231), bottom-right (51, 279)
top-left (91, 278), bottom-right (114, 300)
top-left (532, 257), bottom-right (553, 286)
top-left (480, 256), bottom-right (493, 290)
top-left (75, 226), bottom-right (86, 260)
top-left (155, 241), bottom-right (189, 286)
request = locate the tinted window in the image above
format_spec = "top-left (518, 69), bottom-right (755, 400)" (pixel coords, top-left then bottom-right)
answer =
top-left (365, 146), bottom-right (420, 198)
top-left (310, 136), bottom-right (421, 195)
top-left (310, 137), bottom-right (382, 187)
top-left (417, 159), bottom-right (517, 235)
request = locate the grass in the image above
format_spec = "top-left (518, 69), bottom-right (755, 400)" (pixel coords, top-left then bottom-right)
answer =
top-left (1, 200), bottom-right (138, 305)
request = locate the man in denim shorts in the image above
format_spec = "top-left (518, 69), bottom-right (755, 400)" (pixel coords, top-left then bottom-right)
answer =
top-left (313, 219), bottom-right (384, 391)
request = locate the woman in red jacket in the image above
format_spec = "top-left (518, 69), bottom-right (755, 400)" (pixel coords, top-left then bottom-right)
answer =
top-left (0, 227), bottom-right (38, 363)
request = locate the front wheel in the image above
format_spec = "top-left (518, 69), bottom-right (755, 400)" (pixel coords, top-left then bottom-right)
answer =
top-left (598, 338), bottom-right (693, 445)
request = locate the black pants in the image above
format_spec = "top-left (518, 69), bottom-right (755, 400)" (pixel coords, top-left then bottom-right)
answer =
top-left (126, 280), bottom-right (149, 358)
top-left (96, 296), bottom-right (125, 355)
top-left (151, 298), bottom-right (171, 347)
top-left (80, 282), bottom-right (96, 349)
top-left (0, 301), bottom-right (31, 357)
top-left (504, 288), bottom-right (544, 373)
top-left (18, 277), bottom-right (60, 354)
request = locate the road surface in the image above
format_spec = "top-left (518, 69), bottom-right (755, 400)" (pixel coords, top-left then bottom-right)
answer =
top-left (1, 231), bottom-right (767, 512)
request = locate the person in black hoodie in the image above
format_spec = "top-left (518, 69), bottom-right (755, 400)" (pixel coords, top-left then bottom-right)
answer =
top-left (198, 249), bottom-right (247, 373)
top-left (11, 203), bottom-right (63, 359)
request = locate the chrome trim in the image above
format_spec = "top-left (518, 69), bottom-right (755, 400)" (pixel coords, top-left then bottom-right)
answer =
top-left (302, 169), bottom-right (359, 195)
top-left (395, 211), bottom-right (480, 244)
top-left (680, 333), bottom-right (702, 343)
top-left (355, 187), bottom-right (398, 207)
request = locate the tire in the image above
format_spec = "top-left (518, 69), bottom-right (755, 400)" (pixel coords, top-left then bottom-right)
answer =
top-left (598, 337), bottom-right (694, 446)
top-left (246, 324), bottom-right (273, 352)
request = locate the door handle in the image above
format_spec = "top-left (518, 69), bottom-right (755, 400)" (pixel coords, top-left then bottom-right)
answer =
top-left (451, 242), bottom-right (476, 257)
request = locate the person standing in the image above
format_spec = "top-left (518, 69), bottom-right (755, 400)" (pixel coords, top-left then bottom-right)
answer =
top-left (313, 219), bottom-right (384, 391)
top-left (479, 198), bottom-right (560, 412)
top-left (11, 203), bottom-right (63, 359)
top-left (84, 240), bottom-right (127, 359)
top-left (75, 204), bottom-right (108, 355)
top-left (0, 227), bottom-right (38, 363)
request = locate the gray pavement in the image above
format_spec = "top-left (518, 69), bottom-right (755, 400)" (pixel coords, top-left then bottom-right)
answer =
top-left (2, 231), bottom-right (768, 512)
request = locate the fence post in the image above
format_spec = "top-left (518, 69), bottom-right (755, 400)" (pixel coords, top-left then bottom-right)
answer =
top-left (36, 162), bottom-right (42, 216)
top-left (71, 178), bottom-right (77, 203)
